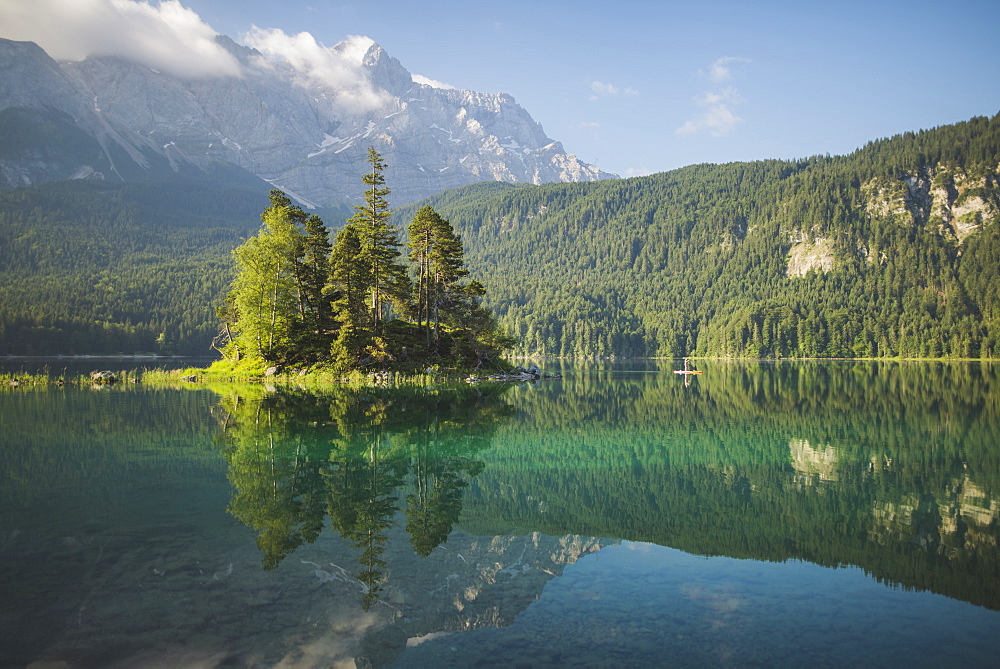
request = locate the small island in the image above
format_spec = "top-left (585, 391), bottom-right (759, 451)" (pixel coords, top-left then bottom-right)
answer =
top-left (210, 148), bottom-right (515, 379)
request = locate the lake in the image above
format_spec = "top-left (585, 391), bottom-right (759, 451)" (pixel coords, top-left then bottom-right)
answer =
top-left (1, 360), bottom-right (998, 667)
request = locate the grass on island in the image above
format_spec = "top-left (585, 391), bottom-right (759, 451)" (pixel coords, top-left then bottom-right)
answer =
top-left (140, 363), bottom-right (451, 389)
top-left (1, 352), bottom-right (522, 391)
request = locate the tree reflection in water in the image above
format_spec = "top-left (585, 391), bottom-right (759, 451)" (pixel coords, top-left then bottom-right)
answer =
top-left (217, 384), bottom-right (513, 609)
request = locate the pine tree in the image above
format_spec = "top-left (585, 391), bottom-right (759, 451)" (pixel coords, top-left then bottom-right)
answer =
top-left (218, 165), bottom-right (513, 372)
top-left (408, 205), bottom-right (465, 344)
top-left (294, 214), bottom-right (333, 354)
top-left (406, 204), bottom-right (512, 361)
top-left (329, 224), bottom-right (369, 329)
top-left (347, 148), bottom-right (411, 332)
top-left (407, 205), bottom-right (473, 345)
top-left (328, 223), bottom-right (371, 368)
top-left (426, 212), bottom-right (469, 334)
top-left (408, 205), bottom-right (436, 337)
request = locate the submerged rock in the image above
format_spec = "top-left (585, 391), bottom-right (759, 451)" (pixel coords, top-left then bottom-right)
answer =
top-left (466, 367), bottom-right (562, 384)
top-left (89, 370), bottom-right (118, 384)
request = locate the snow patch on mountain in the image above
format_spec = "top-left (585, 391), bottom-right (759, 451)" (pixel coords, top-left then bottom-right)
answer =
top-left (0, 35), bottom-right (617, 206)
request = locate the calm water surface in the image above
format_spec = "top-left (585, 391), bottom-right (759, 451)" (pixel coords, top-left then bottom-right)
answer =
top-left (1, 361), bottom-right (998, 667)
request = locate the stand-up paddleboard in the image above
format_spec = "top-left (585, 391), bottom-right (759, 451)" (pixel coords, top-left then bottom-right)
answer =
top-left (673, 358), bottom-right (702, 374)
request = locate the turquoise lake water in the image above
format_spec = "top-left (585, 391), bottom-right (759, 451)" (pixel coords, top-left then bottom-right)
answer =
top-left (1, 360), bottom-right (998, 667)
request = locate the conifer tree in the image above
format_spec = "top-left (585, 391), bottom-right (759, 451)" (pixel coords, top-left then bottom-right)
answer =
top-left (347, 148), bottom-right (411, 331)
top-left (329, 224), bottom-right (369, 329)
top-left (427, 214), bottom-right (470, 331)
top-left (407, 204), bottom-right (513, 360)
top-left (408, 206), bottom-right (435, 335)
top-left (328, 223), bottom-right (372, 368)
top-left (408, 205), bottom-right (471, 345)
top-left (294, 214), bottom-right (333, 353)
top-left (219, 162), bottom-right (513, 372)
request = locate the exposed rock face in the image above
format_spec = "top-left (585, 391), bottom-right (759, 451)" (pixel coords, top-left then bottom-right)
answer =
top-left (862, 165), bottom-right (999, 243)
top-left (786, 235), bottom-right (835, 277)
top-left (0, 36), bottom-right (616, 207)
top-left (788, 164), bottom-right (999, 276)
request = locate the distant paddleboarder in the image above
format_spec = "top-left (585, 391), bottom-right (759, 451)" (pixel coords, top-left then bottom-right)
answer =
top-left (673, 358), bottom-right (702, 375)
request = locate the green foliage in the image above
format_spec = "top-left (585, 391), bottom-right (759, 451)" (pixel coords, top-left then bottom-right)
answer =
top-left (328, 223), bottom-right (369, 332)
top-left (224, 152), bottom-right (511, 373)
top-left (346, 147), bottom-right (411, 330)
top-left (294, 214), bottom-right (335, 356)
top-left (6, 116), bottom-right (999, 359)
top-left (0, 173), bottom-right (268, 354)
top-left (397, 114), bottom-right (1000, 358)
top-left (227, 191), bottom-right (305, 363)
top-left (408, 205), bottom-right (496, 353)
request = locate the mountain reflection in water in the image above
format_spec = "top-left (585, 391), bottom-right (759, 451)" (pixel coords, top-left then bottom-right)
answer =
top-left (0, 361), bottom-right (998, 667)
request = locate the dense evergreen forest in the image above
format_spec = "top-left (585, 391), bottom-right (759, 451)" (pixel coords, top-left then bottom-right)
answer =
top-left (401, 114), bottom-right (1000, 358)
top-left (0, 169), bottom-right (270, 355)
top-left (1, 114), bottom-right (998, 358)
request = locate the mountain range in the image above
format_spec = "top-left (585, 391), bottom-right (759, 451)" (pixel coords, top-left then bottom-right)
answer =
top-left (0, 36), bottom-right (614, 208)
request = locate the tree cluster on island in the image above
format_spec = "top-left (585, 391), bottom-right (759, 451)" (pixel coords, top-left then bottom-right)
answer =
top-left (216, 148), bottom-right (514, 375)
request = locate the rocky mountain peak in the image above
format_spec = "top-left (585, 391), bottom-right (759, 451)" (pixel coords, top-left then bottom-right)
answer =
top-left (0, 36), bottom-right (618, 206)
top-left (213, 34), bottom-right (264, 65)
top-left (0, 39), bottom-right (80, 110)
top-left (361, 42), bottom-right (413, 97)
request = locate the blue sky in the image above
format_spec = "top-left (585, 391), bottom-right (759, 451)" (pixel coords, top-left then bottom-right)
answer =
top-left (4, 0), bottom-right (999, 177)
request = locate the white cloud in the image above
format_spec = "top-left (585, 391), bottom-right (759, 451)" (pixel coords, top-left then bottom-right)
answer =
top-left (706, 56), bottom-right (751, 83)
top-left (676, 109), bottom-right (740, 137)
top-left (413, 74), bottom-right (455, 90)
top-left (579, 121), bottom-right (601, 129)
top-left (676, 87), bottom-right (743, 137)
top-left (677, 56), bottom-right (750, 137)
top-left (0, 0), bottom-right (393, 110)
top-left (0, 0), bottom-right (242, 78)
top-left (588, 80), bottom-right (639, 100)
top-left (243, 28), bottom-right (389, 112)
top-left (624, 166), bottom-right (654, 177)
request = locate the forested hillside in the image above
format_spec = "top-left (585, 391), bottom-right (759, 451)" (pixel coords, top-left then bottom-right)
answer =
top-left (1, 114), bottom-right (997, 358)
top-left (402, 114), bottom-right (1000, 358)
top-left (0, 169), bottom-right (276, 355)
